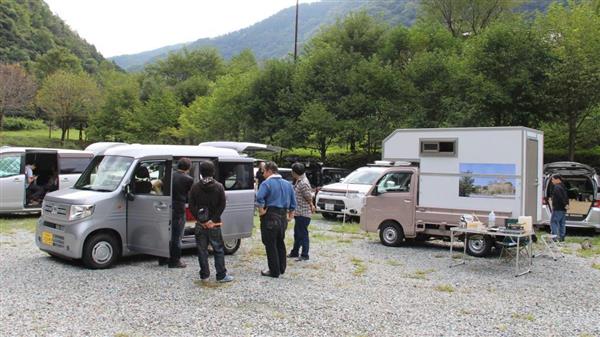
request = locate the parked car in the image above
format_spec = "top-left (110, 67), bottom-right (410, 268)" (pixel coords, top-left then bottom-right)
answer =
top-left (541, 162), bottom-right (600, 231)
top-left (316, 166), bottom-right (388, 220)
top-left (0, 147), bottom-right (93, 214)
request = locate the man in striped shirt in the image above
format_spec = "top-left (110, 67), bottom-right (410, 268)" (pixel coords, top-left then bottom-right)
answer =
top-left (288, 162), bottom-right (315, 261)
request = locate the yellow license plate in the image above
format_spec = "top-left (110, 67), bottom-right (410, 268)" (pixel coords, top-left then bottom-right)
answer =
top-left (42, 231), bottom-right (53, 246)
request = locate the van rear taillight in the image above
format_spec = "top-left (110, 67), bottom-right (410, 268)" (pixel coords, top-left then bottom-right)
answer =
top-left (593, 200), bottom-right (600, 208)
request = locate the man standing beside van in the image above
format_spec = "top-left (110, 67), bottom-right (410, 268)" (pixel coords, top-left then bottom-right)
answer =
top-left (288, 162), bottom-right (315, 261)
top-left (256, 162), bottom-right (297, 278)
top-left (189, 161), bottom-right (233, 283)
top-left (160, 158), bottom-right (193, 268)
top-left (550, 174), bottom-right (569, 242)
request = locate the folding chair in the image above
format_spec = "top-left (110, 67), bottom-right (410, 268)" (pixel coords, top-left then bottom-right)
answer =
top-left (498, 235), bottom-right (530, 261)
top-left (534, 233), bottom-right (564, 261)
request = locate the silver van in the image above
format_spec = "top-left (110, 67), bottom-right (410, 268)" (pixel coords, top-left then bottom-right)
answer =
top-left (0, 147), bottom-right (93, 214)
top-left (35, 144), bottom-right (255, 269)
top-left (541, 162), bottom-right (600, 231)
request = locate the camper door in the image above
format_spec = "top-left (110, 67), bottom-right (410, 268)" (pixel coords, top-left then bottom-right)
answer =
top-left (126, 156), bottom-right (172, 257)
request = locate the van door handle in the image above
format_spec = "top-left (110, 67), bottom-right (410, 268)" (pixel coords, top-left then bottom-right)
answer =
top-left (403, 199), bottom-right (412, 204)
top-left (13, 178), bottom-right (23, 182)
top-left (154, 202), bottom-right (169, 211)
top-left (61, 177), bottom-right (69, 181)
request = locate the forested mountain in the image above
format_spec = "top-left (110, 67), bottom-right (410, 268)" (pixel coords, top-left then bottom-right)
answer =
top-left (110, 0), bottom-right (556, 72)
top-left (0, 0), bottom-right (112, 73)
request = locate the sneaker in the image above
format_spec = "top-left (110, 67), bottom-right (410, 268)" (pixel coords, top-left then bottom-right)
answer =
top-left (168, 261), bottom-right (187, 269)
top-left (295, 256), bottom-right (309, 261)
top-left (217, 275), bottom-right (234, 283)
top-left (287, 253), bottom-right (299, 258)
top-left (200, 277), bottom-right (210, 283)
top-left (261, 269), bottom-right (278, 278)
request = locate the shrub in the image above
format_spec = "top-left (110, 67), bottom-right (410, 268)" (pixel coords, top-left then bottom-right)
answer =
top-left (2, 117), bottom-right (46, 131)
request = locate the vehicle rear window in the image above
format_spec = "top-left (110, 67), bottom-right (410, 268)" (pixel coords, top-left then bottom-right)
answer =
top-left (60, 157), bottom-right (92, 174)
top-left (218, 162), bottom-right (253, 190)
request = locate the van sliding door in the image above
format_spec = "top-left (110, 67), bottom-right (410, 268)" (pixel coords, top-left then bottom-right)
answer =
top-left (126, 157), bottom-right (172, 257)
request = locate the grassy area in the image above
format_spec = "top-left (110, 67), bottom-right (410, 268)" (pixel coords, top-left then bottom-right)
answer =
top-left (564, 235), bottom-right (600, 258)
top-left (350, 257), bottom-right (367, 276)
top-left (0, 215), bottom-right (38, 234)
top-left (1, 128), bottom-right (86, 149)
top-left (435, 284), bottom-right (455, 293)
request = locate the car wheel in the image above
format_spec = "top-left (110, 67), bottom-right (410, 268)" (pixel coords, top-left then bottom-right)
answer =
top-left (465, 234), bottom-right (493, 257)
top-left (223, 238), bottom-right (241, 255)
top-left (322, 212), bottom-right (338, 221)
top-left (82, 232), bottom-right (120, 269)
top-left (379, 221), bottom-right (404, 247)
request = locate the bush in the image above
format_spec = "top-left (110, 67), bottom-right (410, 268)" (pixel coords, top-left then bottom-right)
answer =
top-left (2, 117), bottom-right (46, 131)
top-left (545, 147), bottom-right (600, 172)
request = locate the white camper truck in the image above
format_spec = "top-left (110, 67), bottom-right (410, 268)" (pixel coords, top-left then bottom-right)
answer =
top-left (360, 127), bottom-right (543, 256)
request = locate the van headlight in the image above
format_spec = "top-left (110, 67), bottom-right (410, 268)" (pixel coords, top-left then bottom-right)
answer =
top-left (69, 204), bottom-right (95, 221)
top-left (347, 192), bottom-right (365, 199)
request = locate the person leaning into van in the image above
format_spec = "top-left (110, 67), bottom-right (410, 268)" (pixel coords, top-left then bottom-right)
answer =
top-left (256, 161), bottom-right (297, 278)
top-left (25, 162), bottom-right (44, 205)
top-left (550, 174), bottom-right (569, 242)
top-left (159, 158), bottom-right (193, 268)
top-left (189, 161), bottom-right (233, 283)
top-left (288, 162), bottom-right (315, 261)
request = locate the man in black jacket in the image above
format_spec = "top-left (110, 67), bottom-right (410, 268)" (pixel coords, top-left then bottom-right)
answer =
top-left (189, 161), bottom-right (233, 283)
top-left (160, 158), bottom-right (194, 268)
top-left (550, 174), bottom-right (569, 242)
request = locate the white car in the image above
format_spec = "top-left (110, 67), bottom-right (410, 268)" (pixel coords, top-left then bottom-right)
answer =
top-left (316, 166), bottom-right (388, 220)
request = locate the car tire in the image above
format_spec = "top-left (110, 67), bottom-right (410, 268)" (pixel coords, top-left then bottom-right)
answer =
top-left (465, 234), bottom-right (493, 257)
top-left (322, 212), bottom-right (338, 221)
top-left (82, 232), bottom-right (120, 269)
top-left (223, 238), bottom-right (241, 255)
top-left (379, 221), bottom-right (404, 247)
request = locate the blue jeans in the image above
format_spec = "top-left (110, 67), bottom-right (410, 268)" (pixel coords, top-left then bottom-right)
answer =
top-left (195, 225), bottom-right (227, 280)
top-left (291, 216), bottom-right (311, 258)
top-left (550, 210), bottom-right (566, 240)
top-left (169, 210), bottom-right (186, 265)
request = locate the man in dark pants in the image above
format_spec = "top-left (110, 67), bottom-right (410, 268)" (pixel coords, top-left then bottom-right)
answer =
top-left (256, 162), bottom-right (297, 278)
top-left (159, 158), bottom-right (193, 268)
top-left (550, 174), bottom-right (569, 242)
top-left (188, 161), bottom-right (233, 283)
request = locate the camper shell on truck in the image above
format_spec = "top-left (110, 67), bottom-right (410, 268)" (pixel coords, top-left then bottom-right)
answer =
top-left (0, 147), bottom-right (93, 214)
top-left (36, 144), bottom-right (255, 269)
top-left (360, 127), bottom-right (544, 257)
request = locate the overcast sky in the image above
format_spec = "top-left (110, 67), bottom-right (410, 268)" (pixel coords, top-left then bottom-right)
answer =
top-left (44, 0), bottom-right (318, 58)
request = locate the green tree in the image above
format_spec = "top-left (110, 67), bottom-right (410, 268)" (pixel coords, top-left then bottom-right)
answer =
top-left (419, 0), bottom-right (519, 37)
top-left (460, 19), bottom-right (553, 127)
top-left (133, 91), bottom-right (181, 143)
top-left (35, 46), bottom-right (82, 79)
top-left (36, 70), bottom-right (100, 141)
top-left (297, 101), bottom-right (340, 160)
top-left (536, 1), bottom-right (600, 160)
top-left (87, 70), bottom-right (141, 142)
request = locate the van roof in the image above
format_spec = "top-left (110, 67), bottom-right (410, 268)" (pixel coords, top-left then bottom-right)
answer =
top-left (102, 144), bottom-right (247, 160)
top-left (0, 146), bottom-right (91, 155)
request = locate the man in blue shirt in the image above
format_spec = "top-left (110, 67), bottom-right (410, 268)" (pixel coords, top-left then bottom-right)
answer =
top-left (256, 161), bottom-right (297, 278)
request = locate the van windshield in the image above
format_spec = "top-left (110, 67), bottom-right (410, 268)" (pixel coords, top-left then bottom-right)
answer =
top-left (75, 155), bottom-right (134, 192)
top-left (343, 168), bottom-right (384, 185)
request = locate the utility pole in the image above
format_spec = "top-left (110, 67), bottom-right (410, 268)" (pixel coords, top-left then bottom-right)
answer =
top-left (294, 0), bottom-right (299, 62)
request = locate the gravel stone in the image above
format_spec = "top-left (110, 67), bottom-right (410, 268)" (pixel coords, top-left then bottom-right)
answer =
top-left (1, 219), bottom-right (599, 336)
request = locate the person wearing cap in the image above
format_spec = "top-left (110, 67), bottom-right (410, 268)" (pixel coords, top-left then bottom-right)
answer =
top-left (256, 161), bottom-right (297, 278)
top-left (550, 174), bottom-right (569, 242)
top-left (288, 162), bottom-right (315, 261)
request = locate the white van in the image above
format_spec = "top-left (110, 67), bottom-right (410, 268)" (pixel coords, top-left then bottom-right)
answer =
top-left (0, 147), bottom-right (93, 214)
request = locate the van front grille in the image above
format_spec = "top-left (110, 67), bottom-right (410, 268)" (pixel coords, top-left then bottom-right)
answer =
top-left (43, 202), bottom-right (69, 219)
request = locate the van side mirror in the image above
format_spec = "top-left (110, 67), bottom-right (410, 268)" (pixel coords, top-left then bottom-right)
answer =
top-left (124, 184), bottom-right (135, 201)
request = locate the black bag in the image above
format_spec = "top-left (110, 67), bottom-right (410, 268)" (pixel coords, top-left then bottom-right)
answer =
top-left (197, 207), bottom-right (210, 223)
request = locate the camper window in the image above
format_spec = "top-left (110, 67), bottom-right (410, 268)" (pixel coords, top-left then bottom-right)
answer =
top-left (420, 139), bottom-right (456, 156)
top-left (134, 161), bottom-right (169, 196)
top-left (59, 157), bottom-right (91, 174)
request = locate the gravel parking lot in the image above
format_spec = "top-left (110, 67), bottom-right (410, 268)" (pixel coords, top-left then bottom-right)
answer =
top-left (1, 217), bottom-right (599, 337)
